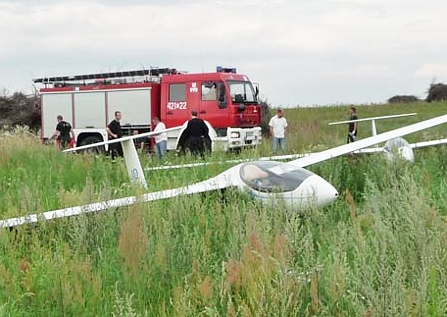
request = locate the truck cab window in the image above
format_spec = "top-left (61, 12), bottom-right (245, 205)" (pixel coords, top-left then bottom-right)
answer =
top-left (201, 82), bottom-right (217, 101)
top-left (228, 81), bottom-right (256, 103)
top-left (169, 83), bottom-right (186, 101)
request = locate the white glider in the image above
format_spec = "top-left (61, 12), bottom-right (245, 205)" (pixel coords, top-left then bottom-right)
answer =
top-left (2, 114), bottom-right (447, 228)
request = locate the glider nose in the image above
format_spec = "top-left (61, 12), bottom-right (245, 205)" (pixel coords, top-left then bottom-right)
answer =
top-left (400, 147), bottom-right (414, 162)
top-left (300, 174), bottom-right (339, 208)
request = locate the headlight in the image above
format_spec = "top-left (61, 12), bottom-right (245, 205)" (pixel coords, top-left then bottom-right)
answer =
top-left (230, 132), bottom-right (240, 138)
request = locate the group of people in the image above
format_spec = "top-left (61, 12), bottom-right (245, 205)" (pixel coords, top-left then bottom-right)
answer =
top-left (53, 106), bottom-right (358, 157)
top-left (105, 111), bottom-right (174, 160)
top-left (106, 110), bottom-right (210, 159)
top-left (52, 110), bottom-right (210, 159)
top-left (132, 116), bottom-right (167, 158)
top-left (103, 111), bottom-right (165, 160)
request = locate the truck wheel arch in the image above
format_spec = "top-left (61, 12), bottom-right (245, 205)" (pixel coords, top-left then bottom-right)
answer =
top-left (77, 133), bottom-right (106, 153)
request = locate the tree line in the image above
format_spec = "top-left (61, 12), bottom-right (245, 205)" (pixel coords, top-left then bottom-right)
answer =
top-left (388, 82), bottom-right (447, 104)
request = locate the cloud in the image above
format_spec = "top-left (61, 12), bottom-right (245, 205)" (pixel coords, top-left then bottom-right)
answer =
top-left (414, 62), bottom-right (447, 81)
top-left (1, 0), bottom-right (447, 105)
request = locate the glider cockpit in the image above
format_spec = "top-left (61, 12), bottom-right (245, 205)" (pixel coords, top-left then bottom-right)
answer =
top-left (240, 161), bottom-right (313, 193)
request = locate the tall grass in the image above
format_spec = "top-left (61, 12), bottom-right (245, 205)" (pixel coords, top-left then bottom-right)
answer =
top-left (1, 103), bottom-right (447, 316)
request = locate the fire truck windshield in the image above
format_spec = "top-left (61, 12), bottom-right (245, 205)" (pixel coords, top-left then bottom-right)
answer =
top-left (227, 81), bottom-right (257, 103)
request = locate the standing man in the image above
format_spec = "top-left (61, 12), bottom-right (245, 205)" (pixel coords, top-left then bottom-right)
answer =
top-left (152, 117), bottom-right (168, 159)
top-left (347, 107), bottom-right (358, 143)
top-left (106, 111), bottom-right (123, 159)
top-left (269, 108), bottom-right (288, 154)
top-left (51, 115), bottom-right (75, 150)
top-left (181, 110), bottom-right (210, 157)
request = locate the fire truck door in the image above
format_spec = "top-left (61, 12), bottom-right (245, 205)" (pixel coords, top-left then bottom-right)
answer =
top-left (199, 81), bottom-right (227, 127)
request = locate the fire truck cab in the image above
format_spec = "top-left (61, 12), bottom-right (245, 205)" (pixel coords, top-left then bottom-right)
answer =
top-left (160, 67), bottom-right (262, 150)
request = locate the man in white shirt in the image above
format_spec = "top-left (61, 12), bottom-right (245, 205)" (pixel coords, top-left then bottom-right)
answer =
top-left (269, 108), bottom-right (288, 153)
top-left (152, 117), bottom-right (168, 159)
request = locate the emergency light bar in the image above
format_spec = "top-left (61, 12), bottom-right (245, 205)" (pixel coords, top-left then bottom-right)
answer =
top-left (216, 66), bottom-right (237, 73)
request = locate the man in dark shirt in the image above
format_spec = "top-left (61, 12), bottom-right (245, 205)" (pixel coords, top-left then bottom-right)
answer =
top-left (347, 107), bottom-right (358, 143)
top-left (51, 115), bottom-right (74, 150)
top-left (181, 110), bottom-right (211, 157)
top-left (106, 111), bottom-right (123, 159)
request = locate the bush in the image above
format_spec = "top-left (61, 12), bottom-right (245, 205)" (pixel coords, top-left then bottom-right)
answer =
top-left (387, 95), bottom-right (420, 104)
top-left (0, 91), bottom-right (40, 131)
top-left (259, 99), bottom-right (271, 136)
top-left (426, 83), bottom-right (447, 103)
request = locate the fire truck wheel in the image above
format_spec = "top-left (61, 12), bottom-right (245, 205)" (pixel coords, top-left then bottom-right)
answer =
top-left (80, 136), bottom-right (105, 154)
top-left (228, 147), bottom-right (241, 155)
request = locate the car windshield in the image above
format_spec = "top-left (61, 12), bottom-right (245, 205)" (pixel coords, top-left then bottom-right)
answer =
top-left (240, 161), bottom-right (313, 193)
top-left (227, 80), bottom-right (257, 103)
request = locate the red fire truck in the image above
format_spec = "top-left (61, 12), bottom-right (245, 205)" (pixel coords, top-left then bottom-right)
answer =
top-left (33, 67), bottom-right (262, 152)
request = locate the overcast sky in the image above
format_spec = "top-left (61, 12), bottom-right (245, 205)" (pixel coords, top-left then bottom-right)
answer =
top-left (1, 0), bottom-right (446, 106)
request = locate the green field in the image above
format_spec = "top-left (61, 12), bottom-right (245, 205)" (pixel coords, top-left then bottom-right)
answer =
top-left (1, 102), bottom-right (447, 316)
